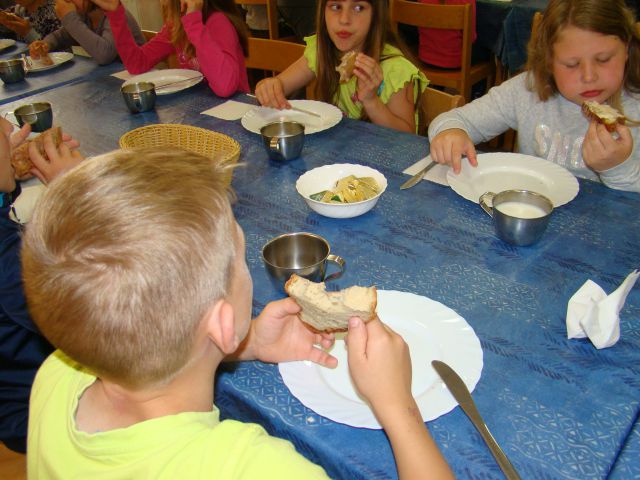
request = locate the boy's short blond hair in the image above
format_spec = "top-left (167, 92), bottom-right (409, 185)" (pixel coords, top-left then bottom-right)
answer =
top-left (22, 147), bottom-right (237, 388)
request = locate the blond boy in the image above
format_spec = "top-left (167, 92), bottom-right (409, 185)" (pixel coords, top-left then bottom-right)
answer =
top-left (22, 147), bottom-right (453, 479)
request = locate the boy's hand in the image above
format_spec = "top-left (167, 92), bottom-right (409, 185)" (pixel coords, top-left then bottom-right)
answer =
top-left (255, 77), bottom-right (290, 110)
top-left (87, 0), bottom-right (120, 12)
top-left (430, 128), bottom-right (478, 174)
top-left (232, 298), bottom-right (337, 368)
top-left (353, 53), bottom-right (383, 103)
top-left (28, 129), bottom-right (83, 184)
top-left (582, 121), bottom-right (632, 172)
top-left (346, 317), bottom-right (414, 418)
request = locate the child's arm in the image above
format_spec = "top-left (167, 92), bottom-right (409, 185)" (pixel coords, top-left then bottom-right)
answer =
top-left (347, 317), bottom-right (454, 480)
top-left (255, 56), bottom-right (315, 110)
top-left (227, 297), bottom-right (337, 368)
top-left (355, 54), bottom-right (416, 133)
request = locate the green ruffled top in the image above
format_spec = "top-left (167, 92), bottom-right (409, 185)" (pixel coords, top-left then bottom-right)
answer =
top-left (303, 34), bottom-right (428, 131)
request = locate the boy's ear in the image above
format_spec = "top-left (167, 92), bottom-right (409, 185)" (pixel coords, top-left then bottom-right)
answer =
top-left (205, 300), bottom-right (240, 355)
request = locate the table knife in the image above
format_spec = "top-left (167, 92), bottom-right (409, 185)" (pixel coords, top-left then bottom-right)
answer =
top-left (400, 160), bottom-right (436, 190)
top-left (432, 360), bottom-right (521, 480)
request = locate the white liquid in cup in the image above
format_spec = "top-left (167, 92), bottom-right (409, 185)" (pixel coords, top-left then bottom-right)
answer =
top-left (496, 201), bottom-right (548, 219)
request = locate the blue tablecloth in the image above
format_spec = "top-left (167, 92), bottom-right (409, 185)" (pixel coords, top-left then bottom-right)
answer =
top-left (5, 74), bottom-right (639, 479)
top-left (0, 44), bottom-right (123, 106)
top-left (477, 0), bottom-right (548, 73)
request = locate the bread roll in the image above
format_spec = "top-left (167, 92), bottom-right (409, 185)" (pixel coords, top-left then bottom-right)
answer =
top-left (582, 101), bottom-right (625, 132)
top-left (11, 127), bottom-right (62, 177)
top-left (285, 274), bottom-right (377, 333)
top-left (336, 51), bottom-right (357, 84)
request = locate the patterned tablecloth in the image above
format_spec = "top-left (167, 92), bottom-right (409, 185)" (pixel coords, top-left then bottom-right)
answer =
top-left (6, 74), bottom-right (639, 479)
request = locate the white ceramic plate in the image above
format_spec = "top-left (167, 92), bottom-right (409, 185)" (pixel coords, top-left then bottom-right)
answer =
top-left (123, 69), bottom-right (204, 95)
top-left (296, 163), bottom-right (387, 218)
top-left (25, 52), bottom-right (74, 72)
top-left (279, 290), bottom-right (483, 429)
top-left (0, 39), bottom-right (16, 51)
top-left (241, 100), bottom-right (342, 135)
top-left (447, 152), bottom-right (579, 207)
top-left (10, 177), bottom-right (45, 224)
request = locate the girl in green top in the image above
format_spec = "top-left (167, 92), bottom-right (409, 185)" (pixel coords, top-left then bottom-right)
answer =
top-left (255, 0), bottom-right (428, 133)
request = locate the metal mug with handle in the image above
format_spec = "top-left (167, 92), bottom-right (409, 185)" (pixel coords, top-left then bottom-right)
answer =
top-left (6, 102), bottom-right (53, 132)
top-left (260, 121), bottom-right (305, 161)
top-left (261, 232), bottom-right (345, 292)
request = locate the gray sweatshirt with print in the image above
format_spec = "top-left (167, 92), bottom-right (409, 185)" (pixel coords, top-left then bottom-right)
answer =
top-left (428, 72), bottom-right (640, 192)
top-left (43, 10), bottom-right (144, 66)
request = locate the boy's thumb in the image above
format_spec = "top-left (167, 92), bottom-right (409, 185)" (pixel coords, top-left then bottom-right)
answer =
top-left (346, 317), bottom-right (367, 359)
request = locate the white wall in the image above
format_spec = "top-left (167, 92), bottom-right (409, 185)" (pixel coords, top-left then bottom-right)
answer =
top-left (121, 0), bottom-right (163, 31)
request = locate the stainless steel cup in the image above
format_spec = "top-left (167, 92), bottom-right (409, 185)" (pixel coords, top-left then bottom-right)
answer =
top-left (261, 232), bottom-right (345, 291)
top-left (121, 81), bottom-right (156, 113)
top-left (0, 59), bottom-right (25, 84)
top-left (13, 102), bottom-right (52, 132)
top-left (479, 190), bottom-right (553, 246)
top-left (260, 121), bottom-right (305, 161)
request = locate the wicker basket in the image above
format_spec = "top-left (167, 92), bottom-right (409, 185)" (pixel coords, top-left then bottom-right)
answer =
top-left (119, 124), bottom-right (241, 185)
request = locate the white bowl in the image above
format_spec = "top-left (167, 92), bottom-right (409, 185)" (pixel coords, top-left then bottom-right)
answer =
top-left (296, 163), bottom-right (388, 219)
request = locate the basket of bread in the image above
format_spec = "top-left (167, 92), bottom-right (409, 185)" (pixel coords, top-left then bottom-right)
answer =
top-left (119, 124), bottom-right (241, 185)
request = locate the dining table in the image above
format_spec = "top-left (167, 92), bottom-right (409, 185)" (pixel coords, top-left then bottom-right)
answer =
top-left (4, 71), bottom-right (639, 479)
top-left (0, 42), bottom-right (124, 106)
top-left (476, 0), bottom-right (548, 74)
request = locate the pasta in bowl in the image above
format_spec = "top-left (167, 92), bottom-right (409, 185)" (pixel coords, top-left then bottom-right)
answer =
top-left (296, 164), bottom-right (387, 218)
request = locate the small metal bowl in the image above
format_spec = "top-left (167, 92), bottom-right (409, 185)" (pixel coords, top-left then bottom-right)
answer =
top-left (121, 81), bottom-right (156, 113)
top-left (0, 59), bottom-right (25, 84)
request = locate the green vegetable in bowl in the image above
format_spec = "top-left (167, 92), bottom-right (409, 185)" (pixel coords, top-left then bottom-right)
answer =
top-left (310, 175), bottom-right (380, 204)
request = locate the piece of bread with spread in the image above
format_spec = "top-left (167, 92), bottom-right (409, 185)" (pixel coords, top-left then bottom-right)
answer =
top-left (284, 274), bottom-right (377, 333)
top-left (335, 51), bottom-right (357, 84)
top-left (582, 100), bottom-right (626, 132)
top-left (28, 42), bottom-right (53, 66)
top-left (11, 127), bottom-right (62, 177)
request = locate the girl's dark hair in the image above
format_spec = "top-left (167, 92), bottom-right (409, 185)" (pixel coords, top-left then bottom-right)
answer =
top-left (163, 0), bottom-right (249, 59)
top-left (527, 0), bottom-right (640, 109)
top-left (313, 0), bottom-right (415, 116)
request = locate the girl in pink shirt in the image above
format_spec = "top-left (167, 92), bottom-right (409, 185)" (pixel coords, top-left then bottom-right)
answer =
top-left (90, 0), bottom-right (249, 97)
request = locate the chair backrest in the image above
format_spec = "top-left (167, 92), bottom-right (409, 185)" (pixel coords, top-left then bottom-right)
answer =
top-left (245, 37), bottom-right (304, 73)
top-left (236, 0), bottom-right (279, 39)
top-left (390, 0), bottom-right (493, 102)
top-left (141, 30), bottom-right (156, 43)
top-left (419, 87), bottom-right (465, 135)
top-left (390, 0), bottom-right (474, 75)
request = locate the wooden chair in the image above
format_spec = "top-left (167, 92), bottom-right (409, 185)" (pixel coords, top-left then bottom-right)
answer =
top-left (390, 0), bottom-right (495, 103)
top-left (419, 86), bottom-right (464, 135)
top-left (530, 11), bottom-right (543, 45)
top-left (245, 36), bottom-right (304, 72)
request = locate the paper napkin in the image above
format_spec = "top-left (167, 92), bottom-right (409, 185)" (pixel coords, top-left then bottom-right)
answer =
top-left (111, 70), bottom-right (134, 81)
top-left (566, 270), bottom-right (639, 349)
top-left (201, 101), bottom-right (254, 120)
top-left (402, 155), bottom-right (450, 186)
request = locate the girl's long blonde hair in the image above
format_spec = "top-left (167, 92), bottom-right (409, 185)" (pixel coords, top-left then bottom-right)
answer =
top-left (162, 0), bottom-right (248, 60)
top-left (526, 0), bottom-right (640, 110)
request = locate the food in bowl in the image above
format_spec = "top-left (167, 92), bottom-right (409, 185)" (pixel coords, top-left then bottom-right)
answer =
top-left (310, 175), bottom-right (380, 203)
top-left (296, 163), bottom-right (387, 219)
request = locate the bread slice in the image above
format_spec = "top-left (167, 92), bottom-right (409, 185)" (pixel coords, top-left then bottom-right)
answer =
top-left (335, 51), bottom-right (357, 84)
top-left (582, 101), bottom-right (625, 132)
top-left (284, 274), bottom-right (377, 333)
top-left (11, 127), bottom-right (62, 177)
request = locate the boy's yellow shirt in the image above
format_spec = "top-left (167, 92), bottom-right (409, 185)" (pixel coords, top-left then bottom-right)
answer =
top-left (28, 351), bottom-right (329, 479)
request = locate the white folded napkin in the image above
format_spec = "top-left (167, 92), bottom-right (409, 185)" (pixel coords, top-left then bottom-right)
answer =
top-left (402, 155), bottom-right (450, 186)
top-left (566, 270), bottom-right (639, 349)
top-left (201, 100), bottom-right (254, 120)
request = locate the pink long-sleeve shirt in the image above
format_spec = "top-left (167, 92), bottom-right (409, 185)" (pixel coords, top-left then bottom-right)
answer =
top-left (106, 4), bottom-right (248, 97)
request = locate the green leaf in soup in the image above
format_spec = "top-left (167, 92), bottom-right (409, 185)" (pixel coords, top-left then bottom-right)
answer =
top-left (310, 191), bottom-right (327, 201)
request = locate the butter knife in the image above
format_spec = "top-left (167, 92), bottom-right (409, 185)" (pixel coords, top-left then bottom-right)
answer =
top-left (432, 360), bottom-right (521, 480)
top-left (400, 160), bottom-right (436, 190)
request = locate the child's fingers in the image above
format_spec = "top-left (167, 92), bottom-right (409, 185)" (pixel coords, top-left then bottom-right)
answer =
top-left (345, 317), bottom-right (368, 363)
